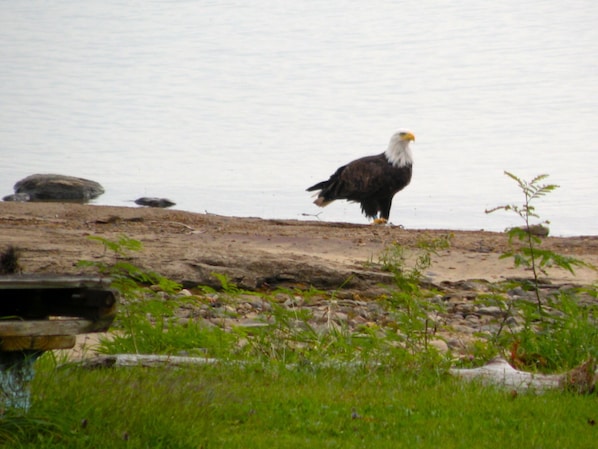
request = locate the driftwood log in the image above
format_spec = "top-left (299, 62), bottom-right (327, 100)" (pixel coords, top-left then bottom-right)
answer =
top-left (79, 354), bottom-right (597, 394)
top-left (450, 357), bottom-right (597, 394)
top-left (80, 354), bottom-right (220, 369)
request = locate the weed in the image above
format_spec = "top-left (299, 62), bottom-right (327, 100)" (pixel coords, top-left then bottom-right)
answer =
top-left (0, 413), bottom-right (65, 445)
top-left (378, 234), bottom-right (451, 354)
top-left (485, 172), bottom-right (589, 312)
top-left (77, 235), bottom-right (222, 356)
top-left (479, 172), bottom-right (597, 370)
top-left (0, 245), bottom-right (21, 274)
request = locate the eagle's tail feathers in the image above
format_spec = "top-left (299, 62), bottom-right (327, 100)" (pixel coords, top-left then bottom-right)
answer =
top-left (314, 197), bottom-right (333, 207)
top-left (306, 180), bottom-right (328, 192)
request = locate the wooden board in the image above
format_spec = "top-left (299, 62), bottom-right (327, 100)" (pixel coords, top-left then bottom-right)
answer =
top-left (0, 319), bottom-right (95, 337)
top-left (0, 275), bottom-right (112, 289)
top-left (0, 335), bottom-right (76, 351)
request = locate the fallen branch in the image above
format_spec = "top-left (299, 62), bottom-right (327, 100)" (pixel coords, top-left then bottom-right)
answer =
top-left (78, 354), bottom-right (597, 394)
top-left (450, 357), bottom-right (597, 393)
top-left (79, 354), bottom-right (221, 369)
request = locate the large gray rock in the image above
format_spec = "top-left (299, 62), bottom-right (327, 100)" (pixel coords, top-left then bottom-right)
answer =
top-left (12, 174), bottom-right (105, 202)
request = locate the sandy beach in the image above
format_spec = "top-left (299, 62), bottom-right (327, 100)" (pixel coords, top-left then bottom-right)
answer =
top-left (1, 202), bottom-right (596, 288)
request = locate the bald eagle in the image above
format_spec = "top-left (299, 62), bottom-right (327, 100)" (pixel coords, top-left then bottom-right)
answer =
top-left (306, 130), bottom-right (415, 224)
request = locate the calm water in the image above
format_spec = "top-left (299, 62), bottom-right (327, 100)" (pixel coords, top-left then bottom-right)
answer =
top-left (1, 1), bottom-right (597, 236)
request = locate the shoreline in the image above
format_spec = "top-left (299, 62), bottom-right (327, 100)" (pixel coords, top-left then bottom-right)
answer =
top-left (1, 201), bottom-right (596, 288)
top-left (3, 201), bottom-right (596, 360)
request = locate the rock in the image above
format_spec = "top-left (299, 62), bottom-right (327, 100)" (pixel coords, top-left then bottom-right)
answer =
top-left (429, 339), bottom-right (449, 353)
top-left (446, 338), bottom-right (466, 350)
top-left (465, 314), bottom-right (480, 323)
top-left (283, 296), bottom-right (304, 308)
top-left (12, 174), bottom-right (104, 201)
top-left (176, 289), bottom-right (193, 297)
top-left (508, 286), bottom-right (526, 297)
top-left (134, 197), bottom-right (176, 208)
top-left (477, 306), bottom-right (503, 317)
top-left (508, 224), bottom-right (550, 237)
top-left (2, 193), bottom-right (30, 202)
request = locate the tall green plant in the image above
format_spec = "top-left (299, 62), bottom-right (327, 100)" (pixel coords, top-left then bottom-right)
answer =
top-left (378, 235), bottom-right (451, 353)
top-left (78, 235), bottom-right (180, 295)
top-left (485, 172), bottom-right (588, 313)
top-left (479, 172), bottom-right (597, 370)
top-left (77, 235), bottom-right (194, 355)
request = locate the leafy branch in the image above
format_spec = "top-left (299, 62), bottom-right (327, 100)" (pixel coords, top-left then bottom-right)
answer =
top-left (486, 171), bottom-right (591, 313)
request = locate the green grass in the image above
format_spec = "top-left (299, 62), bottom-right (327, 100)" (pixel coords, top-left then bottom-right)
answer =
top-left (9, 358), bottom-right (598, 448)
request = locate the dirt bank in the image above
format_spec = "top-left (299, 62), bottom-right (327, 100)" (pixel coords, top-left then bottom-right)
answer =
top-left (1, 202), bottom-right (597, 291)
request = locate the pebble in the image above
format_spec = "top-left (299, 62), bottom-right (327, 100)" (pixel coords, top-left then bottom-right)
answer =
top-left (508, 287), bottom-right (526, 297)
top-left (477, 306), bottom-right (503, 317)
top-left (446, 338), bottom-right (466, 350)
top-left (429, 339), bottom-right (449, 353)
top-left (134, 197), bottom-right (176, 208)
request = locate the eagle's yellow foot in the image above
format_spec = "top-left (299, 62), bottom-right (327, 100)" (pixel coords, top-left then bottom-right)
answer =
top-left (372, 218), bottom-right (388, 225)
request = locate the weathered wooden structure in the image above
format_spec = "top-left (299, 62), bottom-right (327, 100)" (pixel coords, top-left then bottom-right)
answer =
top-left (0, 276), bottom-right (117, 411)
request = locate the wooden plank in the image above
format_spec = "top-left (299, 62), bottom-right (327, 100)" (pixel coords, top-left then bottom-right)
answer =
top-left (0, 319), bottom-right (95, 337)
top-left (0, 335), bottom-right (76, 351)
top-left (0, 275), bottom-right (112, 290)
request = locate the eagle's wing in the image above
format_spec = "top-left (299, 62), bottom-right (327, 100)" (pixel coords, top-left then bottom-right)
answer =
top-left (332, 155), bottom-right (390, 197)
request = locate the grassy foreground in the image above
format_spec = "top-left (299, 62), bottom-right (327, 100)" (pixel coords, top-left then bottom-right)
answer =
top-left (3, 357), bottom-right (595, 448)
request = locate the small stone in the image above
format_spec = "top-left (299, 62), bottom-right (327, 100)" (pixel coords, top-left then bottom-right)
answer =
top-left (174, 317), bottom-right (190, 326)
top-left (331, 312), bottom-right (348, 322)
top-left (155, 291), bottom-right (168, 300)
top-left (508, 287), bottom-right (526, 297)
top-left (3, 192), bottom-right (30, 202)
top-left (367, 303), bottom-right (384, 314)
top-left (451, 324), bottom-right (477, 334)
top-left (428, 339), bottom-right (449, 353)
top-left (134, 197), bottom-right (176, 208)
top-left (430, 295), bottom-right (444, 304)
top-left (283, 296), bottom-right (304, 307)
top-left (446, 338), bottom-right (465, 349)
top-left (505, 316), bottom-right (519, 326)
top-left (477, 306), bottom-right (503, 317)
top-left (459, 303), bottom-right (476, 314)
top-left (253, 301), bottom-right (272, 312)
top-left (351, 315), bottom-right (368, 325)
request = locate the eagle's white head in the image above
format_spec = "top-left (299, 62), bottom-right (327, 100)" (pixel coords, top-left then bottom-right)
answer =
top-left (385, 130), bottom-right (415, 168)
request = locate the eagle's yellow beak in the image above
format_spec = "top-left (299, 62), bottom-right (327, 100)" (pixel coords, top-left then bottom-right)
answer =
top-left (402, 132), bottom-right (415, 142)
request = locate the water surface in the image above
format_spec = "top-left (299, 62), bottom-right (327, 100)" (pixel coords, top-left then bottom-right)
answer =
top-left (1, 1), bottom-right (596, 235)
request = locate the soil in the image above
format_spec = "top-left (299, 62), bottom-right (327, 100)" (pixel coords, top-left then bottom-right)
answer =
top-left (2, 202), bottom-right (596, 289)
